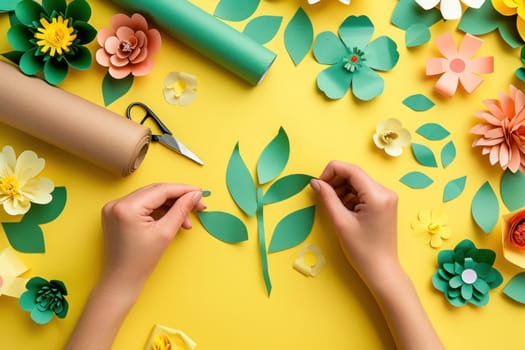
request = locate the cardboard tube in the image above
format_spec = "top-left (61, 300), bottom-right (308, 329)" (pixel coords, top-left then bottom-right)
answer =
top-left (0, 61), bottom-right (151, 176)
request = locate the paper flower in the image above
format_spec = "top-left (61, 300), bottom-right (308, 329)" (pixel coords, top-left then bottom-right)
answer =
top-left (426, 32), bottom-right (493, 97)
top-left (411, 208), bottom-right (452, 248)
top-left (163, 72), bottom-right (198, 106)
top-left (372, 118), bottom-right (411, 156)
top-left (308, 0), bottom-right (350, 4)
top-left (146, 324), bottom-right (197, 350)
top-left (432, 239), bottom-right (503, 307)
top-left (313, 15), bottom-right (399, 101)
top-left (0, 248), bottom-right (29, 298)
top-left (416, 0), bottom-right (486, 20)
top-left (4, 0), bottom-right (97, 85)
top-left (0, 146), bottom-right (54, 216)
top-left (470, 85), bottom-right (525, 173)
top-left (492, 0), bottom-right (525, 40)
top-left (19, 276), bottom-right (68, 324)
top-left (96, 13), bottom-right (161, 79)
top-left (502, 209), bottom-right (525, 268)
top-left (293, 244), bottom-right (326, 277)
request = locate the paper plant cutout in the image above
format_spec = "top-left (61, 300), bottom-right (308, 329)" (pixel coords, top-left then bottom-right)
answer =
top-left (470, 85), bottom-right (525, 173)
top-left (471, 181), bottom-right (499, 234)
top-left (405, 23), bottom-right (432, 47)
top-left (417, 123), bottom-right (450, 140)
top-left (443, 176), bottom-right (467, 202)
top-left (391, 0), bottom-right (441, 48)
top-left (501, 170), bottom-right (525, 211)
top-left (400, 171), bottom-right (434, 189)
top-left (308, 0), bottom-right (350, 4)
top-left (373, 118), bottom-right (411, 157)
top-left (0, 0), bottom-right (21, 12)
top-left (19, 276), bottom-right (68, 324)
top-left (0, 248), bottom-right (28, 298)
top-left (503, 272), bottom-right (525, 303)
top-left (293, 243), bottom-right (325, 277)
top-left (163, 72), bottom-right (198, 106)
top-left (403, 94), bottom-right (435, 111)
top-left (145, 324), bottom-right (196, 350)
top-left (517, 46), bottom-right (525, 81)
top-left (3, 0), bottom-right (96, 85)
top-left (2, 187), bottom-right (67, 253)
top-left (412, 143), bottom-right (438, 167)
top-left (214, 0), bottom-right (260, 22)
top-left (313, 15), bottom-right (399, 101)
top-left (432, 239), bottom-right (503, 307)
top-left (492, 0), bottom-right (525, 40)
top-left (501, 209), bottom-right (525, 268)
top-left (427, 32), bottom-right (493, 97)
top-left (284, 8), bottom-right (313, 65)
top-left (243, 16), bottom-right (283, 45)
top-left (416, 0), bottom-right (486, 20)
top-left (198, 127), bottom-right (315, 295)
top-left (411, 208), bottom-right (451, 248)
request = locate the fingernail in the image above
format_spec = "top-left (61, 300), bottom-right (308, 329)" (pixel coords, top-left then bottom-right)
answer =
top-left (201, 190), bottom-right (211, 197)
top-left (310, 179), bottom-right (320, 193)
top-left (192, 191), bottom-right (202, 205)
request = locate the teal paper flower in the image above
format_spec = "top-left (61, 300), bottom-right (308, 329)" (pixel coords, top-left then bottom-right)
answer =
top-left (432, 239), bottom-right (503, 307)
top-left (313, 15), bottom-right (399, 101)
top-left (19, 276), bottom-right (69, 324)
top-left (4, 0), bottom-right (97, 85)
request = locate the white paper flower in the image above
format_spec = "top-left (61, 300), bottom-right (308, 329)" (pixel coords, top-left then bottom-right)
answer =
top-left (163, 72), bottom-right (198, 106)
top-left (416, 0), bottom-right (485, 20)
top-left (308, 0), bottom-right (350, 4)
top-left (373, 118), bottom-right (412, 157)
top-left (0, 146), bottom-right (54, 215)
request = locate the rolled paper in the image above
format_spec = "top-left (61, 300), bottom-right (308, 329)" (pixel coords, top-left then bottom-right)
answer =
top-left (0, 61), bottom-right (151, 176)
top-left (111, 0), bottom-right (276, 85)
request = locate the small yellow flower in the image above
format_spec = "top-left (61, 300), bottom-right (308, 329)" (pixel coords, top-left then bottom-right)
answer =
top-left (411, 208), bottom-right (452, 248)
top-left (163, 72), bottom-right (198, 106)
top-left (34, 16), bottom-right (77, 57)
top-left (373, 118), bottom-right (411, 157)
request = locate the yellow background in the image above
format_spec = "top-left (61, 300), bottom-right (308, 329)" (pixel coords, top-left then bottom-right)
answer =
top-left (0, 0), bottom-right (524, 349)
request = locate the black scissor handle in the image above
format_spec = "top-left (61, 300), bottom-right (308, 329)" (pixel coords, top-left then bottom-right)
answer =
top-left (126, 102), bottom-right (172, 136)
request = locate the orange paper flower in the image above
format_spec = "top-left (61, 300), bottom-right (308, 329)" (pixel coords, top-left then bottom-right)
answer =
top-left (470, 85), bottom-right (525, 173)
top-left (502, 209), bottom-right (525, 268)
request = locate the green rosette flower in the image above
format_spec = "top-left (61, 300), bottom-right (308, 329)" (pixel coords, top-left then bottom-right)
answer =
top-left (19, 276), bottom-right (69, 324)
top-left (432, 239), bottom-right (503, 307)
top-left (4, 0), bottom-right (97, 85)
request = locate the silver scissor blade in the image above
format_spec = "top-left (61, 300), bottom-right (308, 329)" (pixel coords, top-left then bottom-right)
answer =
top-left (157, 134), bottom-right (204, 165)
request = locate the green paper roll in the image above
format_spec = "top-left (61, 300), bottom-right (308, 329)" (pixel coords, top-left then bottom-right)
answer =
top-left (111, 0), bottom-right (276, 85)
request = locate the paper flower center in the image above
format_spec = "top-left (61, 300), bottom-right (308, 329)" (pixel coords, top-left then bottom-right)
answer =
top-left (343, 47), bottom-right (366, 72)
top-left (119, 40), bottom-right (134, 53)
top-left (34, 16), bottom-right (77, 57)
top-left (167, 80), bottom-right (188, 98)
top-left (461, 268), bottom-right (477, 284)
top-left (0, 175), bottom-right (20, 198)
top-left (511, 221), bottom-right (525, 248)
top-left (380, 130), bottom-right (399, 144)
top-left (450, 58), bottom-right (466, 73)
top-left (152, 334), bottom-right (172, 350)
top-left (427, 223), bottom-right (441, 235)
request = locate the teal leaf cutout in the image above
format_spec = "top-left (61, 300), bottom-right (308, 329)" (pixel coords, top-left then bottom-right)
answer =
top-left (24, 187), bottom-right (67, 224)
top-left (2, 221), bottom-right (45, 253)
top-left (391, 0), bottom-right (441, 30)
top-left (471, 182), bottom-right (499, 234)
top-left (0, 0), bottom-right (21, 12)
top-left (243, 16), bottom-right (283, 45)
top-left (257, 127), bottom-right (290, 185)
top-left (441, 141), bottom-right (456, 168)
top-left (214, 0), bottom-right (260, 21)
top-left (416, 123), bottom-right (450, 140)
top-left (284, 7), bottom-right (313, 65)
top-left (412, 143), bottom-right (438, 167)
top-left (405, 23), bottom-right (431, 47)
top-left (400, 171), bottom-right (433, 189)
top-left (198, 211), bottom-right (248, 243)
top-left (102, 72), bottom-right (133, 106)
top-left (501, 170), bottom-right (525, 211)
top-left (403, 94), bottom-right (435, 111)
top-left (268, 206), bottom-right (315, 253)
top-left (443, 176), bottom-right (467, 202)
top-left (226, 143), bottom-right (257, 216)
top-left (263, 174), bottom-right (313, 204)
top-left (9, 11), bottom-right (21, 25)
top-left (503, 273), bottom-right (525, 304)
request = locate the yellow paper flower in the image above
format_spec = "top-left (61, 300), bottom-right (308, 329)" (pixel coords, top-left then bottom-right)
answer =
top-left (34, 16), bottom-right (77, 57)
top-left (411, 208), bottom-right (452, 248)
top-left (492, 0), bottom-right (525, 41)
top-left (163, 72), bottom-right (198, 106)
top-left (373, 118), bottom-right (411, 156)
top-left (0, 146), bottom-right (54, 215)
top-left (145, 324), bottom-right (196, 350)
top-left (0, 248), bottom-right (28, 298)
top-left (293, 243), bottom-right (326, 277)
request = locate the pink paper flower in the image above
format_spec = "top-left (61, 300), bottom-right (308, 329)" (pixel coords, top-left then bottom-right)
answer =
top-left (470, 85), bottom-right (525, 173)
top-left (426, 32), bottom-right (493, 97)
top-left (96, 13), bottom-right (161, 79)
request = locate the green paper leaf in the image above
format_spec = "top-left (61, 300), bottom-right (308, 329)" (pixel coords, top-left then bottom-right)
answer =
top-left (0, 0), bottom-right (22, 11)
top-left (400, 171), bottom-right (433, 189)
top-left (501, 170), bottom-right (525, 211)
top-left (214, 0), bottom-right (260, 21)
top-left (268, 206), bottom-right (315, 253)
top-left (19, 48), bottom-right (43, 75)
top-left (2, 221), bottom-right (45, 253)
top-left (65, 45), bottom-right (92, 70)
top-left (517, 67), bottom-right (525, 82)
top-left (403, 94), bottom-right (435, 111)
top-left (263, 174), bottom-right (313, 204)
top-left (226, 143), bottom-right (256, 217)
top-left (14, 0), bottom-right (42, 26)
top-left (391, 0), bottom-right (441, 30)
top-left (7, 24), bottom-right (33, 51)
top-left (257, 127), bottom-right (290, 185)
top-left (102, 72), bottom-right (133, 106)
top-left (65, 0), bottom-right (91, 22)
top-left (9, 11), bottom-right (21, 26)
top-left (24, 187), bottom-right (67, 225)
top-left (441, 141), bottom-right (456, 168)
top-left (416, 123), bottom-right (450, 140)
top-left (411, 143), bottom-right (438, 167)
top-left (74, 21), bottom-right (97, 45)
top-left (471, 182), bottom-right (499, 234)
top-left (2, 50), bottom-right (23, 65)
top-left (43, 0), bottom-right (66, 15)
top-left (43, 58), bottom-right (69, 85)
top-left (243, 16), bottom-right (282, 45)
top-left (405, 23), bottom-right (431, 47)
top-left (503, 273), bottom-right (525, 304)
top-left (198, 211), bottom-right (248, 244)
top-left (443, 176), bottom-right (467, 202)
top-left (284, 7), bottom-right (313, 65)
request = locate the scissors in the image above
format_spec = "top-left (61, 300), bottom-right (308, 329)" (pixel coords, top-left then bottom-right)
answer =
top-left (126, 102), bottom-right (204, 165)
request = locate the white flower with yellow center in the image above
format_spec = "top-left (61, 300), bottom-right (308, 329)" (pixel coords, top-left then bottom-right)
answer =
top-left (34, 16), bottom-right (77, 57)
top-left (163, 72), bottom-right (198, 106)
top-left (0, 146), bottom-right (54, 216)
top-left (372, 118), bottom-right (411, 156)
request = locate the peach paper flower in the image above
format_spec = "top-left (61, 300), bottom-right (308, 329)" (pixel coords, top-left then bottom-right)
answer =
top-left (426, 32), bottom-right (493, 97)
top-left (470, 85), bottom-right (525, 173)
top-left (96, 13), bottom-right (161, 79)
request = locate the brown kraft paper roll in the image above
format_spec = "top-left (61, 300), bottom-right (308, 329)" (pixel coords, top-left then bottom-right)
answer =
top-left (0, 61), bottom-right (151, 176)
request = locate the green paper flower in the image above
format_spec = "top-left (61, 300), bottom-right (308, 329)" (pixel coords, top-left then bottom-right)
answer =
top-left (4, 0), bottom-right (96, 85)
top-left (432, 239), bottom-right (503, 307)
top-left (313, 15), bottom-right (399, 101)
top-left (19, 276), bottom-right (69, 324)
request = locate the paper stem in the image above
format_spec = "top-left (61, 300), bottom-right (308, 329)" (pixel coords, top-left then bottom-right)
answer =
top-left (257, 187), bottom-right (272, 296)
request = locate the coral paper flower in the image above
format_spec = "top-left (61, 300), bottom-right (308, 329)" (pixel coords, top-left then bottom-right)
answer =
top-left (502, 209), bottom-right (525, 268)
top-left (411, 208), bottom-right (452, 248)
top-left (19, 277), bottom-right (68, 324)
top-left (373, 118), bottom-right (411, 156)
top-left (416, 0), bottom-right (486, 20)
top-left (0, 146), bottom-right (54, 216)
top-left (492, 0), bottom-right (525, 41)
top-left (96, 13), bottom-right (161, 79)
top-left (470, 85), bottom-right (525, 173)
top-left (163, 72), bottom-right (198, 106)
top-left (427, 32), bottom-right (493, 97)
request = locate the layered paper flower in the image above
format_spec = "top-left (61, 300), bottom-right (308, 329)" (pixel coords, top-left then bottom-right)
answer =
top-left (146, 324), bottom-right (197, 350)
top-left (96, 13), bottom-right (161, 79)
top-left (0, 146), bottom-right (54, 216)
top-left (470, 85), bottom-right (525, 173)
top-left (0, 248), bottom-right (29, 298)
top-left (19, 276), bottom-right (68, 324)
top-left (427, 32), bottom-right (493, 97)
top-left (411, 208), bottom-right (452, 248)
top-left (163, 72), bottom-right (198, 106)
top-left (416, 0), bottom-right (486, 20)
top-left (4, 0), bottom-right (97, 85)
top-left (502, 209), bottom-right (525, 268)
top-left (313, 15), bottom-right (399, 101)
top-left (492, 0), bottom-right (525, 41)
top-left (432, 239), bottom-right (503, 307)
top-left (373, 118), bottom-right (411, 156)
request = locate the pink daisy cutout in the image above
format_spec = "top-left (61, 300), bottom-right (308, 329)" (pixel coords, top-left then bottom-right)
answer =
top-left (426, 32), bottom-right (493, 97)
